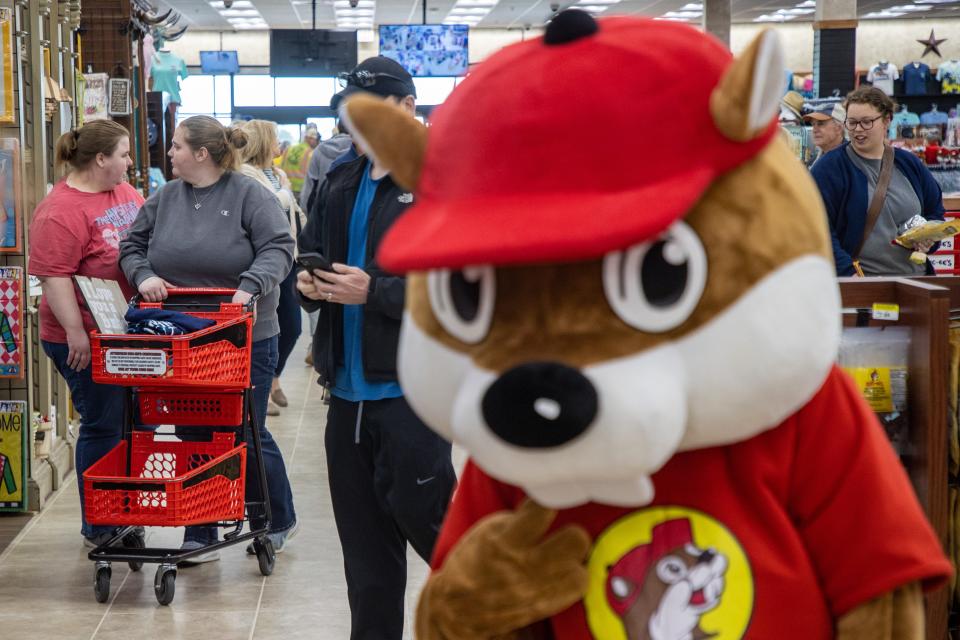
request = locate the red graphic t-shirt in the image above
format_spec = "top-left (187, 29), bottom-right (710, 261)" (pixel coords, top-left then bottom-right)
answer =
top-left (28, 181), bottom-right (143, 343)
top-left (432, 366), bottom-right (951, 639)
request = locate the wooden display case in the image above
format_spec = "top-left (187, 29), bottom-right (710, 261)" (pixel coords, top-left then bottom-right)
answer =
top-left (838, 277), bottom-right (949, 640)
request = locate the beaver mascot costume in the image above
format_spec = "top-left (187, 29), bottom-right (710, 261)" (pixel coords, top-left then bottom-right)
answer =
top-left (337, 10), bottom-right (951, 639)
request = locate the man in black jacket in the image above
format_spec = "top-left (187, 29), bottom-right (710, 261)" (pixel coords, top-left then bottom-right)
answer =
top-left (296, 57), bottom-right (455, 640)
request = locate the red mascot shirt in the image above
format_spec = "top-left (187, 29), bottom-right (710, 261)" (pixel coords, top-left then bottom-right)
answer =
top-left (432, 366), bottom-right (951, 639)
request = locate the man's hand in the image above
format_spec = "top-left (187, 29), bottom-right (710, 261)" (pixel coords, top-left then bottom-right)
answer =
top-left (65, 328), bottom-right (91, 371)
top-left (138, 276), bottom-right (174, 302)
top-left (296, 268), bottom-right (324, 300)
top-left (313, 264), bottom-right (371, 305)
top-left (912, 239), bottom-right (936, 254)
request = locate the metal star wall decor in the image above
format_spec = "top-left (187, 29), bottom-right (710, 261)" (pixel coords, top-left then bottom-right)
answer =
top-left (917, 29), bottom-right (947, 58)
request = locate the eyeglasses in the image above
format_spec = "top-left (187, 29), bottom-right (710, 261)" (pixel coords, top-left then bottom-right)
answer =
top-left (844, 115), bottom-right (884, 131)
top-left (337, 70), bottom-right (407, 88)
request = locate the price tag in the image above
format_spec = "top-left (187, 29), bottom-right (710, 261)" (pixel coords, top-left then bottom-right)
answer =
top-left (105, 349), bottom-right (167, 375)
top-left (871, 303), bottom-right (900, 322)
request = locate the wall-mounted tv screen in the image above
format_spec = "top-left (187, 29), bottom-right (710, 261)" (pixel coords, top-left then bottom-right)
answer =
top-left (270, 29), bottom-right (358, 77)
top-left (379, 25), bottom-right (469, 77)
top-left (200, 50), bottom-right (240, 75)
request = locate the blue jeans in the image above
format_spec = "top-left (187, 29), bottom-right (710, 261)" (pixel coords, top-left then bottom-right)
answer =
top-left (182, 336), bottom-right (297, 544)
top-left (42, 340), bottom-right (125, 539)
top-left (275, 267), bottom-right (302, 377)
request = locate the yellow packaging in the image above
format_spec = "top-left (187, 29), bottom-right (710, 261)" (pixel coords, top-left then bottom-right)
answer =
top-left (895, 220), bottom-right (960, 248)
top-left (844, 366), bottom-right (908, 413)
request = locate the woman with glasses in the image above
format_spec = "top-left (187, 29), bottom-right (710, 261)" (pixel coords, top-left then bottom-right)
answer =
top-left (811, 86), bottom-right (944, 276)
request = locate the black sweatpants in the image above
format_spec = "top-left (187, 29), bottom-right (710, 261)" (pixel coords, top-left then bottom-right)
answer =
top-left (325, 394), bottom-right (456, 640)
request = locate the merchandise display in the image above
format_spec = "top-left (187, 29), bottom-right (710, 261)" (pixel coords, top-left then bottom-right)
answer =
top-left (891, 106), bottom-right (921, 139)
top-left (341, 12), bottom-right (952, 639)
top-left (868, 60), bottom-right (899, 96)
top-left (149, 49), bottom-right (188, 105)
top-left (939, 59), bottom-right (960, 95)
top-left (903, 61), bottom-right (931, 96)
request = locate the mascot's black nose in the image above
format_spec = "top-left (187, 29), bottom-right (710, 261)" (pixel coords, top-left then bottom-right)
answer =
top-left (482, 362), bottom-right (598, 448)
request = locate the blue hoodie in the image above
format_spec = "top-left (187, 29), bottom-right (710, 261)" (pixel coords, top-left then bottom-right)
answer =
top-left (810, 142), bottom-right (944, 276)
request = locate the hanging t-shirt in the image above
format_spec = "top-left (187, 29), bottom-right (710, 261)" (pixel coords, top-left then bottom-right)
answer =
top-left (867, 62), bottom-right (899, 96)
top-left (431, 366), bottom-right (951, 639)
top-left (920, 109), bottom-right (949, 126)
top-left (889, 109), bottom-right (920, 139)
top-left (150, 51), bottom-right (188, 104)
top-left (28, 181), bottom-right (143, 343)
top-left (902, 62), bottom-right (931, 96)
top-left (937, 60), bottom-right (960, 95)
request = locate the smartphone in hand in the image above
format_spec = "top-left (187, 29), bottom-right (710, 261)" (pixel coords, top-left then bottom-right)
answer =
top-left (297, 252), bottom-right (334, 274)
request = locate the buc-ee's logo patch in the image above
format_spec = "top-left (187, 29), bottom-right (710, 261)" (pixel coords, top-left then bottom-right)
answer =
top-left (584, 507), bottom-right (753, 640)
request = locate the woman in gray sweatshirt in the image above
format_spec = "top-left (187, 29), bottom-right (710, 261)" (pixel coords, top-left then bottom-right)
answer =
top-left (119, 116), bottom-right (298, 562)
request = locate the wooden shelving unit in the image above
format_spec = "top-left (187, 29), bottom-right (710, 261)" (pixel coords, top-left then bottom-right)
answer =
top-left (838, 276), bottom-right (950, 640)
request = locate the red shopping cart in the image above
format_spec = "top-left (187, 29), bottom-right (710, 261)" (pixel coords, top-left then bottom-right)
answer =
top-left (83, 288), bottom-right (275, 605)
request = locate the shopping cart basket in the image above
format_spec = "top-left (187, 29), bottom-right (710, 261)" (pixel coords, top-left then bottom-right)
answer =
top-left (83, 288), bottom-right (275, 605)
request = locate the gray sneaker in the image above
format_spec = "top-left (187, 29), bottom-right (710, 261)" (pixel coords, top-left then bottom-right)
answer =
top-left (246, 519), bottom-right (299, 555)
top-left (178, 540), bottom-right (221, 566)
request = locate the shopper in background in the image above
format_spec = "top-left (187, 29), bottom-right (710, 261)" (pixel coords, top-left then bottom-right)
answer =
top-left (120, 115), bottom-right (298, 562)
top-left (803, 102), bottom-right (846, 162)
top-left (297, 57), bottom-right (455, 640)
top-left (299, 122), bottom-right (353, 366)
top-left (238, 119), bottom-right (304, 417)
top-left (811, 87), bottom-right (944, 277)
top-left (28, 121), bottom-right (144, 547)
top-left (278, 124), bottom-right (319, 200)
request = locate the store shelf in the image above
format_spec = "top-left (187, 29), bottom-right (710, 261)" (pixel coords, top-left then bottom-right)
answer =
top-left (838, 276), bottom-right (950, 640)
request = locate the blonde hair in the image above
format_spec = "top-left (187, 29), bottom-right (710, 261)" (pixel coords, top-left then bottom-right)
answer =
top-left (239, 120), bottom-right (279, 168)
top-left (178, 115), bottom-right (248, 171)
top-left (54, 120), bottom-right (130, 172)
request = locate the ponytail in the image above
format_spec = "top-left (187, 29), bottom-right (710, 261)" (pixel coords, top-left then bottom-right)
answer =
top-left (179, 116), bottom-right (248, 171)
top-left (54, 120), bottom-right (129, 172)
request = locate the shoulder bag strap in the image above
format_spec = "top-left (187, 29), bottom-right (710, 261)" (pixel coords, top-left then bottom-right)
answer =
top-left (853, 144), bottom-right (895, 261)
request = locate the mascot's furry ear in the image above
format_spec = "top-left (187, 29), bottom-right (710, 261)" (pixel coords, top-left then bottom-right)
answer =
top-left (338, 93), bottom-right (428, 191)
top-left (710, 29), bottom-right (786, 142)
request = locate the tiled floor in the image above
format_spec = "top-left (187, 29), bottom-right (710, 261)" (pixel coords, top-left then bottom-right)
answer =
top-left (0, 332), bottom-right (432, 639)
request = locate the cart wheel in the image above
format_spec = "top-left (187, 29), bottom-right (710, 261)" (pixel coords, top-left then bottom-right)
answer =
top-left (154, 567), bottom-right (176, 606)
top-left (255, 537), bottom-right (275, 576)
top-left (94, 566), bottom-right (112, 603)
top-left (125, 530), bottom-right (145, 572)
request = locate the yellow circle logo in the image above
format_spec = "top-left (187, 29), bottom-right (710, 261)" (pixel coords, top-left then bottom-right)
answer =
top-left (584, 506), bottom-right (753, 640)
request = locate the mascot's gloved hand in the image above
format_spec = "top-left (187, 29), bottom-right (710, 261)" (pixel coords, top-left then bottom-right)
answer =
top-left (836, 582), bottom-right (924, 640)
top-left (416, 500), bottom-right (591, 640)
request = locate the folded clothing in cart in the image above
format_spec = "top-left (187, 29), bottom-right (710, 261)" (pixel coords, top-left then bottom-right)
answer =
top-left (124, 308), bottom-right (217, 336)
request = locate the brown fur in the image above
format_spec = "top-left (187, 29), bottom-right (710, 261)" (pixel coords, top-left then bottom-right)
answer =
top-left (406, 137), bottom-right (830, 371)
top-left (709, 31), bottom-right (775, 142)
top-left (340, 93), bottom-right (427, 191)
top-left (836, 583), bottom-right (924, 640)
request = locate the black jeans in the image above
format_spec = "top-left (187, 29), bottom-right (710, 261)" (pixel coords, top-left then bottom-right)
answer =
top-left (325, 394), bottom-right (455, 640)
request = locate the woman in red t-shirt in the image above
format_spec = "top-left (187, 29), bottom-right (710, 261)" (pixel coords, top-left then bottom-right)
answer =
top-left (27, 120), bottom-right (144, 547)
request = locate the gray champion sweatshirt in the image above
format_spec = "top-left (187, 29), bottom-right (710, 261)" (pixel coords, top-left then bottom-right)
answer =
top-left (119, 172), bottom-right (294, 342)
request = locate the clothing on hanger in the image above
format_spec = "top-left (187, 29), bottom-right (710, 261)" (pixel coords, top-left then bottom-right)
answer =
top-left (150, 50), bottom-right (188, 105)
top-left (903, 61), bottom-right (931, 96)
top-left (890, 108), bottom-right (920, 139)
top-left (867, 61), bottom-right (898, 96)
top-left (938, 60), bottom-right (960, 95)
top-left (920, 105), bottom-right (948, 126)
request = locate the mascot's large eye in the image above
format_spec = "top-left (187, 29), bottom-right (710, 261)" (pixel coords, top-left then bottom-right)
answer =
top-left (427, 266), bottom-right (496, 344)
top-left (602, 222), bottom-right (707, 333)
top-left (656, 556), bottom-right (688, 585)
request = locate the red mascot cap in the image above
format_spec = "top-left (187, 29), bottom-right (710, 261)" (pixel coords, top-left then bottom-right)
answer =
top-left (605, 518), bottom-right (695, 616)
top-left (378, 12), bottom-right (779, 272)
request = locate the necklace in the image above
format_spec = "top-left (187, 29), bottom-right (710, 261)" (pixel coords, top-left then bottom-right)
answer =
top-left (190, 183), bottom-right (216, 210)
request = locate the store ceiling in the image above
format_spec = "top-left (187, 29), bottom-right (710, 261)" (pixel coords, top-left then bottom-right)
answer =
top-left (151, 0), bottom-right (960, 30)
